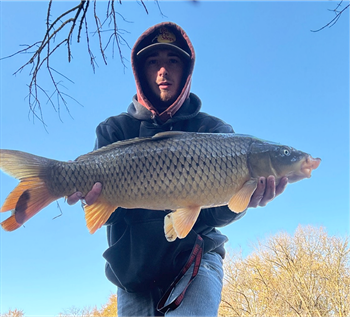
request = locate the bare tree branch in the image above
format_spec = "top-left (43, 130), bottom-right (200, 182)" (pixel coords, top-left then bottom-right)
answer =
top-left (311, 0), bottom-right (350, 32)
top-left (1, 0), bottom-right (158, 125)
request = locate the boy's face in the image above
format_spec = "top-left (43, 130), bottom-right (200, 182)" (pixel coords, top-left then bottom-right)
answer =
top-left (142, 49), bottom-right (185, 111)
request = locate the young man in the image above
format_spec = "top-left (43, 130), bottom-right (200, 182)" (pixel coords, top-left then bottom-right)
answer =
top-left (68, 22), bottom-right (287, 316)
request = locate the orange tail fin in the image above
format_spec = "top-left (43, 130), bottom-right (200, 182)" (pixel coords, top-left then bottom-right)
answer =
top-left (1, 177), bottom-right (58, 231)
top-left (0, 149), bottom-right (59, 231)
top-left (1, 149), bottom-right (114, 233)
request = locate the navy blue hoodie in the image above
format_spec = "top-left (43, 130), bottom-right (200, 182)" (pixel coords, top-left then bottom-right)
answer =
top-left (96, 22), bottom-right (246, 292)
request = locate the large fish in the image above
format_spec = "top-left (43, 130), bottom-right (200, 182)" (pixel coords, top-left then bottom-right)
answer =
top-left (0, 132), bottom-right (320, 241)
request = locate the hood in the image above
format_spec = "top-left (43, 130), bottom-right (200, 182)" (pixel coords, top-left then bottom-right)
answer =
top-left (131, 22), bottom-right (195, 122)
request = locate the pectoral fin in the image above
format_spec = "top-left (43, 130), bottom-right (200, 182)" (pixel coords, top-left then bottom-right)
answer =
top-left (164, 206), bottom-right (201, 242)
top-left (84, 198), bottom-right (116, 234)
top-left (228, 180), bottom-right (257, 213)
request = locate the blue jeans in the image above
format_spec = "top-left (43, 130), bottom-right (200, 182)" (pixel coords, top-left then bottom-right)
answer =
top-left (117, 252), bottom-right (224, 316)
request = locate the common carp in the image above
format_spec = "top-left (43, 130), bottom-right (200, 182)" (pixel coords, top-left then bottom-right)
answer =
top-left (0, 132), bottom-right (320, 241)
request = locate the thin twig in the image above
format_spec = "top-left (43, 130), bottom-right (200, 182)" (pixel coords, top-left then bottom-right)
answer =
top-left (2, 0), bottom-right (158, 125)
top-left (311, 2), bottom-right (350, 32)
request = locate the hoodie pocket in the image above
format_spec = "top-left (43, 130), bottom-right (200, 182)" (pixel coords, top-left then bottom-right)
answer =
top-left (103, 216), bottom-right (198, 292)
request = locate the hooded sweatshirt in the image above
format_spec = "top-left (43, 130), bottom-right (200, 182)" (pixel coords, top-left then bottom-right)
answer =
top-left (95, 22), bottom-right (246, 292)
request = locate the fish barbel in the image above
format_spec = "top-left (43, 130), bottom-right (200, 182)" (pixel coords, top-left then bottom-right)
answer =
top-left (0, 132), bottom-right (321, 241)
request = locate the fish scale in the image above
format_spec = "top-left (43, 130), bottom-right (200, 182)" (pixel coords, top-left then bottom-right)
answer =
top-left (101, 134), bottom-right (250, 209)
top-left (0, 131), bottom-right (321, 241)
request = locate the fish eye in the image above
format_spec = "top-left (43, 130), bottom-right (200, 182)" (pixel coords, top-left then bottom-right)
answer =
top-left (282, 148), bottom-right (290, 156)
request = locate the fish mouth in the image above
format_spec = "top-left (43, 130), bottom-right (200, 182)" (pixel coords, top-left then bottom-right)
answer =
top-left (301, 155), bottom-right (321, 178)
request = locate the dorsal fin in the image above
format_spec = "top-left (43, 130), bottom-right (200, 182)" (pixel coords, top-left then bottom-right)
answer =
top-left (76, 131), bottom-right (187, 161)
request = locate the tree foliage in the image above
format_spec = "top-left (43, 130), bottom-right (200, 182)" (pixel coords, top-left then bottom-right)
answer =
top-left (3, 226), bottom-right (349, 316)
top-left (219, 225), bottom-right (350, 317)
top-left (0, 309), bottom-right (25, 317)
top-left (57, 294), bottom-right (117, 317)
top-left (98, 294), bottom-right (118, 317)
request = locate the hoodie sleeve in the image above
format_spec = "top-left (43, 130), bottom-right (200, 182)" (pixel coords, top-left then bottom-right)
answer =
top-left (94, 118), bottom-right (124, 150)
top-left (193, 112), bottom-right (235, 133)
top-left (198, 206), bottom-right (247, 228)
top-left (94, 113), bottom-right (141, 150)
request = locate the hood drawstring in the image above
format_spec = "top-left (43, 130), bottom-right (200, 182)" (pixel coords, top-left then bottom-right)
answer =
top-left (150, 109), bottom-right (157, 120)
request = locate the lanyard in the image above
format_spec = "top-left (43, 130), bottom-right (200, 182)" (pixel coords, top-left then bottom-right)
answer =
top-left (157, 235), bottom-right (203, 313)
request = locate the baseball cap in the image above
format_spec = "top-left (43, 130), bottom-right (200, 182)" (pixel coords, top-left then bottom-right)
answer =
top-left (136, 26), bottom-right (191, 60)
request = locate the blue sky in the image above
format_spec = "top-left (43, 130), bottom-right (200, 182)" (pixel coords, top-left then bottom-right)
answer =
top-left (0, 1), bottom-right (349, 316)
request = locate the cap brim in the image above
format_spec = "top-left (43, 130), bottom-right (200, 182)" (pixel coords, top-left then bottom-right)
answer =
top-left (137, 43), bottom-right (191, 60)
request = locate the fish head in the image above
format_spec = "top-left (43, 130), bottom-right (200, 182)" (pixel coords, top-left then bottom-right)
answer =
top-left (248, 141), bottom-right (321, 184)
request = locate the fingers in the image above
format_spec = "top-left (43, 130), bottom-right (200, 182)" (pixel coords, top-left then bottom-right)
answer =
top-left (67, 192), bottom-right (83, 205)
top-left (248, 176), bottom-right (289, 209)
top-left (276, 176), bottom-right (288, 196)
top-left (248, 177), bottom-right (266, 208)
top-left (66, 182), bottom-right (102, 206)
top-left (260, 175), bottom-right (278, 206)
top-left (84, 182), bottom-right (102, 205)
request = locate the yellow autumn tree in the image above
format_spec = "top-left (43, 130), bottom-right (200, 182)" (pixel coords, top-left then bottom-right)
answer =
top-left (7, 226), bottom-right (349, 317)
top-left (219, 225), bottom-right (350, 317)
top-left (98, 294), bottom-right (118, 317)
top-left (57, 305), bottom-right (100, 317)
top-left (57, 293), bottom-right (117, 317)
top-left (0, 309), bottom-right (24, 317)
